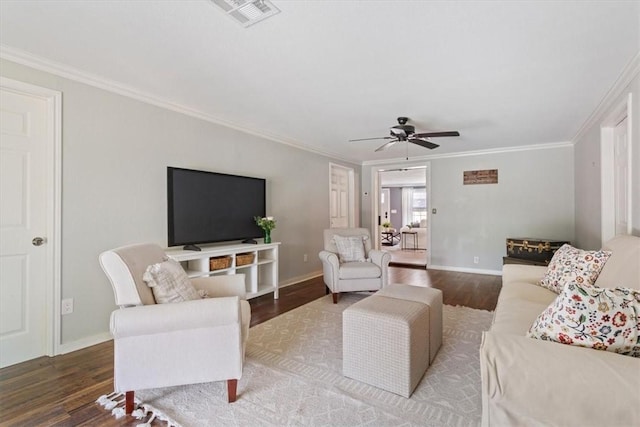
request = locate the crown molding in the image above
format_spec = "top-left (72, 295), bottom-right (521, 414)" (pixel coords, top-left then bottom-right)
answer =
top-left (361, 140), bottom-right (573, 166)
top-left (572, 50), bottom-right (640, 143)
top-left (0, 44), bottom-right (360, 165)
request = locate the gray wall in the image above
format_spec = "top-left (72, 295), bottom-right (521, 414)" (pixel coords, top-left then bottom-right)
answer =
top-left (574, 70), bottom-right (640, 249)
top-left (1, 59), bottom-right (359, 347)
top-left (362, 146), bottom-right (575, 272)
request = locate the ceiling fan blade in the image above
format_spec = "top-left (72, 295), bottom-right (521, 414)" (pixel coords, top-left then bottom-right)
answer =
top-left (412, 131), bottom-right (460, 138)
top-left (349, 136), bottom-right (394, 142)
top-left (375, 140), bottom-right (399, 152)
top-left (409, 138), bottom-right (439, 150)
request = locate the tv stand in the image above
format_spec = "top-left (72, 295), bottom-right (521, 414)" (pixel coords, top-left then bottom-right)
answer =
top-left (242, 238), bottom-right (258, 244)
top-left (166, 242), bottom-right (280, 300)
top-left (183, 244), bottom-right (202, 251)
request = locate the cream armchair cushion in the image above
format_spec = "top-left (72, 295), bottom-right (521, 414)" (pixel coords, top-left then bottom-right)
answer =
top-left (319, 228), bottom-right (391, 303)
top-left (100, 243), bottom-right (250, 415)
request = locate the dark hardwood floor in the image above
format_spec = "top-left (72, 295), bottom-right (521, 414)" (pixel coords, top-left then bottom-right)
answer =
top-left (0, 267), bottom-right (501, 426)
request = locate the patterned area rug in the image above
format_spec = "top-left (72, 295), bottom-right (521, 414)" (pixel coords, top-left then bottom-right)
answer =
top-left (99, 294), bottom-right (493, 426)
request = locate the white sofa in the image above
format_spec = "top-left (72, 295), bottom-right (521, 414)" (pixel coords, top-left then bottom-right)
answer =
top-left (480, 235), bottom-right (640, 427)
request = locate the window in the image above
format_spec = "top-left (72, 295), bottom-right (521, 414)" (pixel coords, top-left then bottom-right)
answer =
top-left (411, 188), bottom-right (427, 224)
top-left (402, 186), bottom-right (427, 227)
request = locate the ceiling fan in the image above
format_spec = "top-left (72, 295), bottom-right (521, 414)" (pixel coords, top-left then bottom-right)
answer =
top-left (349, 117), bottom-right (460, 151)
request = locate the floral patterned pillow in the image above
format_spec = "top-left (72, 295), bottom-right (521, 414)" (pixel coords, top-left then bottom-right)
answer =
top-left (527, 281), bottom-right (640, 357)
top-left (539, 244), bottom-right (611, 293)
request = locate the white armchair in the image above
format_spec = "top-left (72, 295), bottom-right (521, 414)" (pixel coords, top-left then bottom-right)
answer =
top-left (319, 228), bottom-right (391, 303)
top-left (99, 243), bottom-right (251, 415)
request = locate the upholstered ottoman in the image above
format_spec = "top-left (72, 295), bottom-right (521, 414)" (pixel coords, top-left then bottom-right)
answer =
top-left (342, 285), bottom-right (443, 397)
top-left (375, 284), bottom-right (443, 364)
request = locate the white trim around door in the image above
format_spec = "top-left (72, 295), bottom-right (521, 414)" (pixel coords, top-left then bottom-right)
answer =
top-left (372, 161), bottom-right (431, 266)
top-left (600, 92), bottom-right (633, 243)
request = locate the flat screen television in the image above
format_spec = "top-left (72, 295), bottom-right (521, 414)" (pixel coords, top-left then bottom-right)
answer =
top-left (167, 167), bottom-right (266, 250)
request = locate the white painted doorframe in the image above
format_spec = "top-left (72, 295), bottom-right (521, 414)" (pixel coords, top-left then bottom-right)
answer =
top-left (0, 77), bottom-right (62, 363)
top-left (600, 93), bottom-right (633, 243)
top-left (372, 161), bottom-right (431, 266)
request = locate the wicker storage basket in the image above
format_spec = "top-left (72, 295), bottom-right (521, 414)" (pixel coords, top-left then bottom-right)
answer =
top-left (236, 252), bottom-right (255, 266)
top-left (209, 256), bottom-right (232, 271)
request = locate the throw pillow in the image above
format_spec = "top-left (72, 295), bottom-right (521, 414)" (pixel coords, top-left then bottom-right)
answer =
top-left (143, 257), bottom-right (201, 304)
top-left (333, 235), bottom-right (367, 263)
top-left (539, 244), bottom-right (611, 293)
top-left (527, 281), bottom-right (640, 357)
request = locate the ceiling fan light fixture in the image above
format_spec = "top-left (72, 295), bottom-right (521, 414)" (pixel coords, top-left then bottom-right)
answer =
top-left (210, 0), bottom-right (280, 27)
top-left (350, 116), bottom-right (460, 152)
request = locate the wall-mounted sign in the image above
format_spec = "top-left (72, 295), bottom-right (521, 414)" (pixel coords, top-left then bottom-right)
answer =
top-left (463, 169), bottom-right (498, 185)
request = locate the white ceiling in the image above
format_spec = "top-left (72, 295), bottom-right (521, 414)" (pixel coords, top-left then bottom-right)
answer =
top-left (1, 1), bottom-right (638, 164)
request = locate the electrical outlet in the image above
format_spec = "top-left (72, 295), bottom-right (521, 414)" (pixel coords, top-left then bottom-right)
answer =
top-left (473, 256), bottom-right (479, 264)
top-left (61, 298), bottom-right (74, 315)
top-left (303, 254), bottom-right (308, 262)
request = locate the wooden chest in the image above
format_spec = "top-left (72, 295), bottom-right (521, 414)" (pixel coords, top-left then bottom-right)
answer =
top-left (506, 238), bottom-right (570, 265)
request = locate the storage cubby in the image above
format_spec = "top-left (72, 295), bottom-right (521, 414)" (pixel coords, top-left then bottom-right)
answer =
top-left (166, 242), bottom-right (280, 299)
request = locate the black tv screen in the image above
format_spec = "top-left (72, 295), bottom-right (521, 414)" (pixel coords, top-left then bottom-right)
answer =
top-left (167, 167), bottom-right (266, 248)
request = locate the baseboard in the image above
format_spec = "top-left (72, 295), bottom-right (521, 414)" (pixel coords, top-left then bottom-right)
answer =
top-left (428, 265), bottom-right (502, 276)
top-left (56, 332), bottom-right (112, 356)
top-left (279, 271), bottom-right (323, 288)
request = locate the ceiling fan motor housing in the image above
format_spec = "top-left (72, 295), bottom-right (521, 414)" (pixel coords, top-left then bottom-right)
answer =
top-left (390, 124), bottom-right (415, 137)
top-left (391, 116), bottom-right (414, 137)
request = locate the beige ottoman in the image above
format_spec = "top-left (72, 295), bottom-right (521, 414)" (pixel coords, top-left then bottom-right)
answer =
top-left (375, 284), bottom-right (443, 364)
top-left (342, 285), bottom-right (443, 398)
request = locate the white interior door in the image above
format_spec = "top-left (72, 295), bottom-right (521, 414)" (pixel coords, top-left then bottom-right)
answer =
top-left (329, 164), bottom-right (354, 228)
top-left (0, 84), bottom-right (51, 367)
top-left (613, 116), bottom-right (630, 235)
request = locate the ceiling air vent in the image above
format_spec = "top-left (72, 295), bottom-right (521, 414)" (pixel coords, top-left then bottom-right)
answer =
top-left (210, 0), bottom-right (280, 27)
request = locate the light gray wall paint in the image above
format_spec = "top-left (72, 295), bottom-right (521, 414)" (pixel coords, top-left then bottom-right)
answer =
top-left (362, 146), bottom-right (575, 272)
top-left (574, 71), bottom-right (640, 249)
top-left (1, 59), bottom-right (359, 346)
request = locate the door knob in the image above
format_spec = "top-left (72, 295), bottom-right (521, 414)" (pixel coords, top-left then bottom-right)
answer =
top-left (32, 237), bottom-right (46, 246)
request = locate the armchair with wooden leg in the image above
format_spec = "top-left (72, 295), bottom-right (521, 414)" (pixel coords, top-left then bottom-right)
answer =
top-left (319, 228), bottom-right (391, 303)
top-left (99, 243), bottom-right (250, 415)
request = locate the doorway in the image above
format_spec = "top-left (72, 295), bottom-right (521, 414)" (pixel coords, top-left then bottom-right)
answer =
top-left (376, 165), bottom-right (429, 267)
top-left (0, 77), bottom-right (61, 368)
top-left (600, 93), bottom-right (632, 243)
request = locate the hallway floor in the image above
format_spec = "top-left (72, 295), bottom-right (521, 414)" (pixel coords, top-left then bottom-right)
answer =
top-left (383, 244), bottom-right (427, 267)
